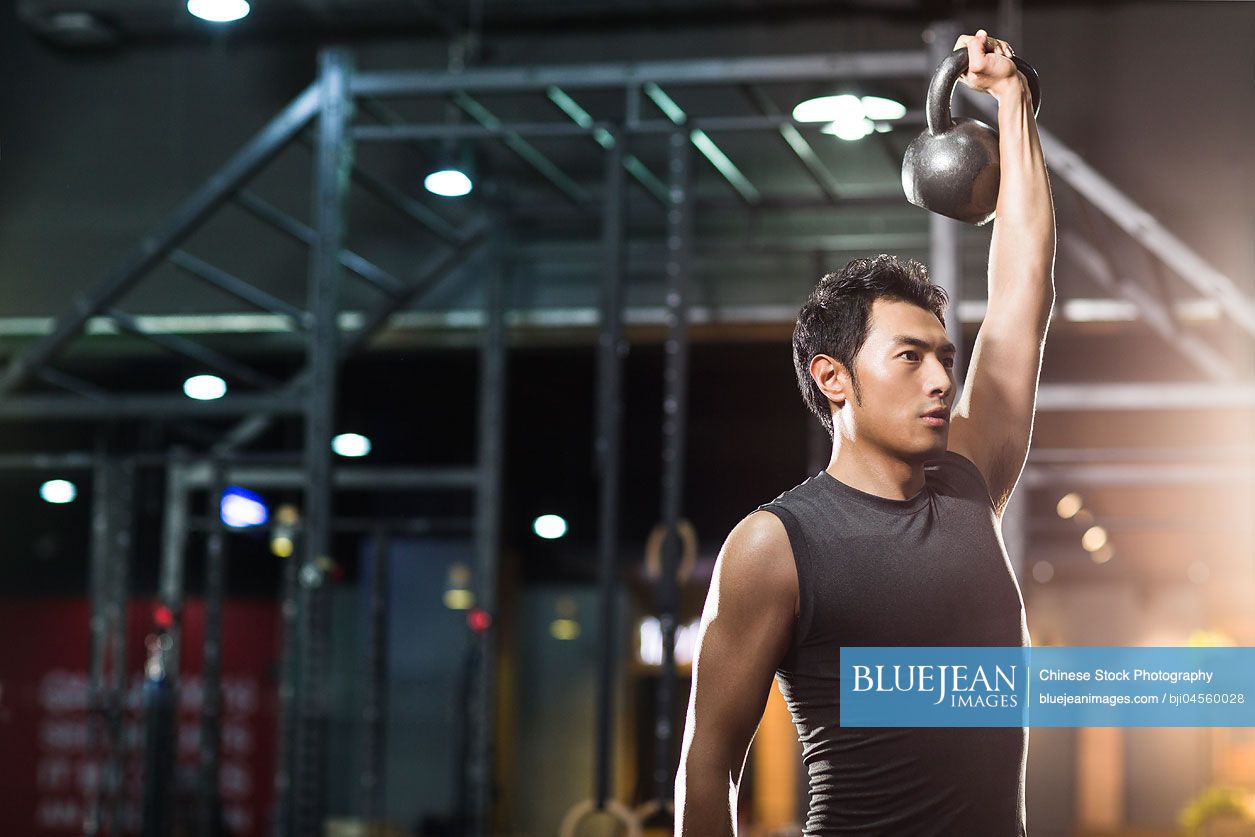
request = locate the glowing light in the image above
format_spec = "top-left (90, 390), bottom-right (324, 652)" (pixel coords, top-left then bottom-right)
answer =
top-left (1031, 561), bottom-right (1054, 583)
top-left (792, 94), bottom-right (865, 123)
top-left (821, 117), bottom-right (875, 141)
top-left (1055, 492), bottom-right (1083, 519)
top-left (40, 479), bottom-right (77, 504)
top-left (794, 93), bottom-right (904, 142)
top-left (550, 618), bottom-right (581, 640)
top-left (533, 514), bottom-right (568, 540)
top-left (444, 589), bottom-right (475, 610)
top-left (270, 536), bottom-right (294, 558)
top-left (220, 486), bottom-right (268, 528)
top-left (638, 617), bottom-right (699, 666)
top-left (183, 374), bottom-right (227, 401)
top-left (331, 433), bottom-right (372, 458)
top-left (1081, 525), bottom-right (1109, 553)
top-left (424, 169), bottom-right (473, 197)
top-left (187, 0), bottom-right (250, 22)
top-left (859, 95), bottom-right (907, 120)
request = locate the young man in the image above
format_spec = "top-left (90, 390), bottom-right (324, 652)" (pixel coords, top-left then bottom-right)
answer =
top-left (676, 30), bottom-right (1055, 836)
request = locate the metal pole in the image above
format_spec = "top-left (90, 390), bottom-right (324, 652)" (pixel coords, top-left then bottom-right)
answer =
top-left (359, 529), bottom-right (390, 827)
top-left (105, 459), bottom-right (134, 835)
top-left (654, 128), bottom-right (694, 805)
top-left (468, 212), bottom-right (508, 837)
top-left (155, 453), bottom-right (189, 834)
top-left (293, 46), bottom-right (354, 837)
top-left (84, 453), bottom-right (111, 837)
top-left (271, 527), bottom-right (301, 837)
top-left (593, 125), bottom-right (627, 809)
top-left (199, 461), bottom-right (228, 837)
top-left (926, 20), bottom-right (967, 398)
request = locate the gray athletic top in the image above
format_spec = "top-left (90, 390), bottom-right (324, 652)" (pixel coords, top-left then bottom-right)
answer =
top-left (757, 450), bottom-right (1030, 836)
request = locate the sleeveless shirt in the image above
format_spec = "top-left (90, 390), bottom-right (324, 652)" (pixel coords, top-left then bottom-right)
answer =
top-left (756, 450), bottom-right (1030, 836)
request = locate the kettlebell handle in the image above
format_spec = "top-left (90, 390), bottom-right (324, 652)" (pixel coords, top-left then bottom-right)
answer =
top-left (926, 49), bottom-right (1041, 136)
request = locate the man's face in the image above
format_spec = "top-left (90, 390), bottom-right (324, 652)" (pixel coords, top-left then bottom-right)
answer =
top-left (844, 298), bottom-right (956, 460)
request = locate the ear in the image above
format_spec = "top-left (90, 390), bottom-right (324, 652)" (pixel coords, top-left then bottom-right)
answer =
top-left (809, 354), bottom-right (852, 410)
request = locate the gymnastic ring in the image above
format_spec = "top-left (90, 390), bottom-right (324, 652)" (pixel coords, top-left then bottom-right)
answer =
top-left (644, 519), bottom-right (697, 586)
top-left (633, 797), bottom-right (675, 828)
top-left (558, 798), bottom-right (642, 837)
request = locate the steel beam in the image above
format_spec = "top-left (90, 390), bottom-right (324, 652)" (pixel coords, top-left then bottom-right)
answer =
top-left (351, 51), bottom-right (932, 97)
top-left (0, 394), bottom-right (305, 420)
top-left (0, 82), bottom-right (321, 396)
top-left (1059, 231), bottom-right (1233, 381)
top-left (963, 90), bottom-right (1255, 339)
top-left (292, 47), bottom-right (353, 836)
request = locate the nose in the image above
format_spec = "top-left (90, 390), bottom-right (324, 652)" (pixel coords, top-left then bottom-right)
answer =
top-left (926, 355), bottom-right (954, 401)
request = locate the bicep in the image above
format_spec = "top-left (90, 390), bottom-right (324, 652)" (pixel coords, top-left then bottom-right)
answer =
top-left (680, 511), bottom-right (798, 779)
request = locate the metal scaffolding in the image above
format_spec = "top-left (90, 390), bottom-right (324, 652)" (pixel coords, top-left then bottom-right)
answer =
top-left (0, 22), bottom-right (1249, 835)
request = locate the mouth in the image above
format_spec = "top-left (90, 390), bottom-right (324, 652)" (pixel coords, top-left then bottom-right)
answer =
top-left (920, 408), bottom-right (950, 427)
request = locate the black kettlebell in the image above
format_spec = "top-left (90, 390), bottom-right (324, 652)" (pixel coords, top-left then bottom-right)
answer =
top-left (901, 49), bottom-right (1041, 225)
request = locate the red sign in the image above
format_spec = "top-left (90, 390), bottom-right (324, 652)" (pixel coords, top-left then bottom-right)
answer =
top-left (0, 597), bottom-right (279, 835)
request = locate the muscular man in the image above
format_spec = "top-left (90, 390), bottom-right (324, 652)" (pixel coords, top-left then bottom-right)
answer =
top-left (675, 30), bottom-right (1055, 836)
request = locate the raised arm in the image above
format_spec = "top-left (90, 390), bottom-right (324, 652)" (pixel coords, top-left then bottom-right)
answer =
top-left (947, 29), bottom-right (1058, 516)
top-left (675, 510), bottom-right (798, 836)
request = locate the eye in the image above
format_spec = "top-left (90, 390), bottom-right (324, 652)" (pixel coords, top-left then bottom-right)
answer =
top-left (900, 350), bottom-right (920, 361)
top-left (942, 356), bottom-right (956, 369)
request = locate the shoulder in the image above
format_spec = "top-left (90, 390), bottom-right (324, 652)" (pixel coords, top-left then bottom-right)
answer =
top-left (710, 510), bottom-right (798, 620)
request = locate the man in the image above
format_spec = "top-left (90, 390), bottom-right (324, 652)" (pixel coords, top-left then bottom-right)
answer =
top-left (675, 29), bottom-right (1055, 836)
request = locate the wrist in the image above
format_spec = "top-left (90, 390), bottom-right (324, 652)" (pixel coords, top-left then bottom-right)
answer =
top-left (990, 71), bottom-right (1029, 106)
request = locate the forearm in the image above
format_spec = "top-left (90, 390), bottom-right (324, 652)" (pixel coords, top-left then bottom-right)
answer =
top-left (988, 75), bottom-right (1057, 320)
top-left (675, 757), bottom-right (738, 837)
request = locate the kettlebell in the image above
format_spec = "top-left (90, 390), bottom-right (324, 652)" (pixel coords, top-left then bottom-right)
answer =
top-left (901, 49), bottom-right (1041, 225)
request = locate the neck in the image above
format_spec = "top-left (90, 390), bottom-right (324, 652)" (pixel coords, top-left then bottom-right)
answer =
top-left (825, 440), bottom-right (927, 501)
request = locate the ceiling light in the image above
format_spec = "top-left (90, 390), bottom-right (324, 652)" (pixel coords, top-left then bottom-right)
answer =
top-left (1055, 492), bottom-right (1083, 519)
top-left (424, 168), bottom-right (473, 198)
top-left (533, 514), bottom-right (568, 540)
top-left (40, 479), bottom-right (77, 504)
top-left (187, 0), bottom-right (250, 23)
top-left (1081, 525), bottom-right (1109, 553)
top-left (331, 433), bottom-right (372, 458)
top-left (183, 374), bottom-right (227, 401)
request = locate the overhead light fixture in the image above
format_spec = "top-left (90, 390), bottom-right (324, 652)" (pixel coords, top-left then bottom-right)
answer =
top-left (425, 139), bottom-right (474, 197)
top-left (183, 374), bottom-right (227, 401)
top-left (793, 92), bottom-right (907, 142)
top-left (187, 0), bottom-right (250, 23)
top-left (331, 433), bottom-right (372, 458)
top-left (424, 168), bottom-right (473, 198)
top-left (40, 479), bottom-right (78, 504)
top-left (532, 514), bottom-right (568, 540)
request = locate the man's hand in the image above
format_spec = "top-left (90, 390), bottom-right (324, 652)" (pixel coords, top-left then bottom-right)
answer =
top-left (953, 29), bottom-right (1023, 99)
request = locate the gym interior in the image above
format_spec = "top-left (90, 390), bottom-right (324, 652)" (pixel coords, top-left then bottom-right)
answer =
top-left (0, 1), bottom-right (1252, 835)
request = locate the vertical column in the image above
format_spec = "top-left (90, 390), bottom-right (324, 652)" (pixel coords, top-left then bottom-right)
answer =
top-left (358, 528), bottom-right (390, 824)
top-left (153, 453), bottom-right (189, 835)
top-left (655, 129), bottom-right (694, 806)
top-left (271, 521), bottom-right (301, 837)
top-left (926, 20), bottom-right (968, 400)
top-left (593, 124), bottom-right (628, 809)
top-left (199, 461), bottom-right (228, 837)
top-left (295, 46), bottom-right (354, 837)
top-left (105, 459), bottom-right (134, 834)
top-left (468, 213), bottom-right (508, 837)
top-left (85, 454), bottom-right (111, 837)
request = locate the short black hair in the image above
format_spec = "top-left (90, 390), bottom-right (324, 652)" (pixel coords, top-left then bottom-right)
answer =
top-left (792, 254), bottom-right (949, 435)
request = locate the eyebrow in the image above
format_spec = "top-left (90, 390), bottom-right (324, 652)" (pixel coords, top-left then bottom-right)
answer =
top-left (890, 335), bottom-right (957, 353)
